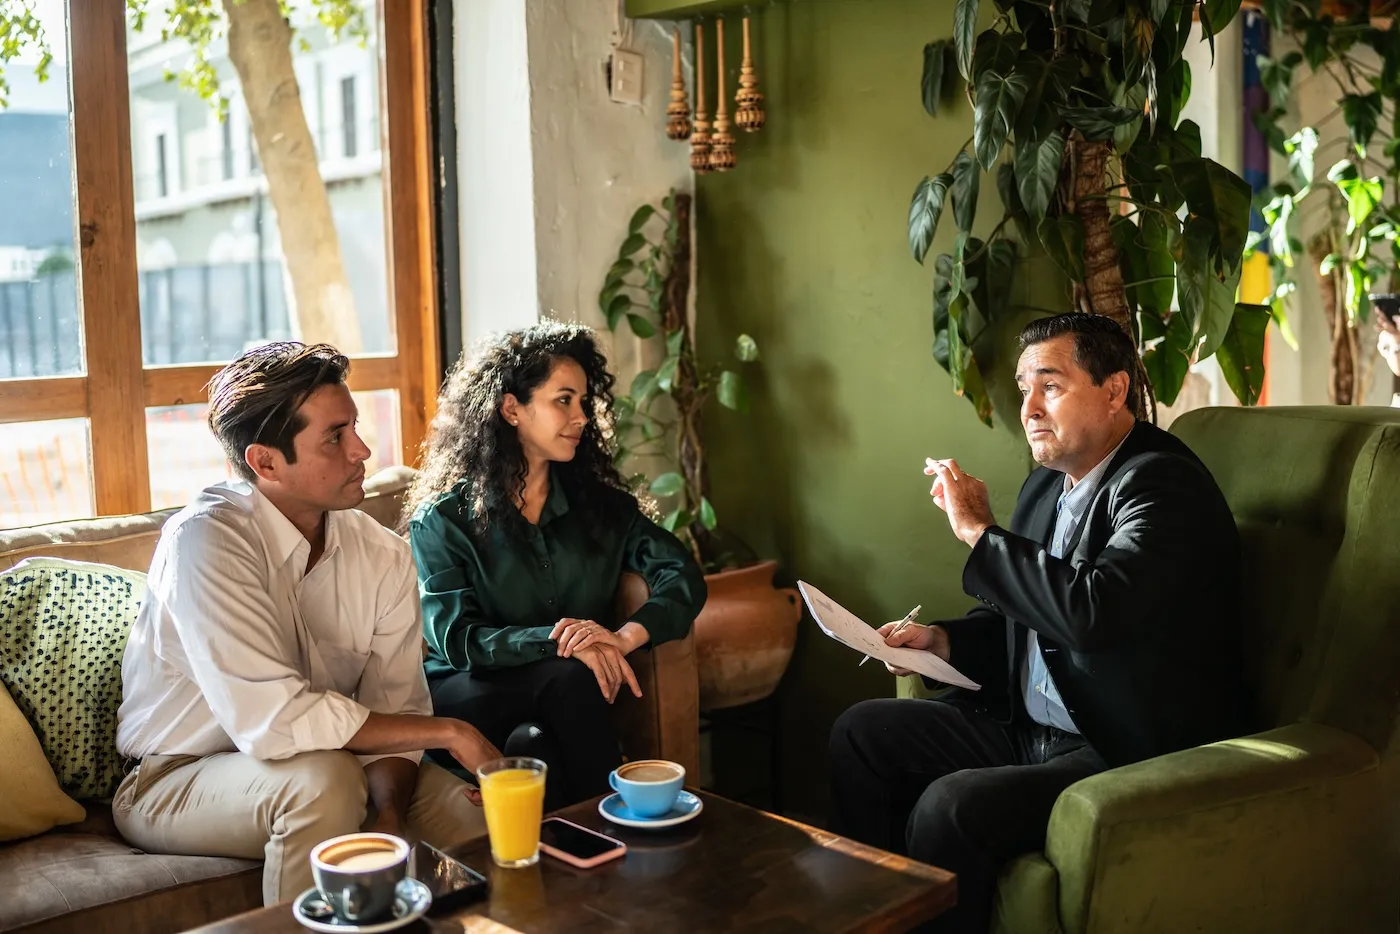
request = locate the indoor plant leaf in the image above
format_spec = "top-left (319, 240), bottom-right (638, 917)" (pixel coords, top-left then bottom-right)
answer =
top-left (1176, 216), bottom-right (1243, 360)
top-left (698, 496), bottom-right (718, 531)
top-left (922, 40), bottom-right (952, 116)
top-left (1202, 0), bottom-right (1243, 39)
top-left (649, 472), bottom-right (685, 497)
top-left (1142, 340), bottom-right (1191, 407)
top-left (958, 350), bottom-right (995, 426)
top-left (1060, 106), bottom-right (1141, 140)
top-left (932, 253), bottom-right (955, 371)
top-left (1136, 212), bottom-right (1177, 314)
top-left (947, 293), bottom-right (968, 391)
top-left (1060, 0), bottom-right (1091, 24)
top-left (953, 0), bottom-right (979, 79)
top-left (630, 368), bottom-right (658, 401)
top-left (660, 508), bottom-right (693, 532)
top-left (984, 237), bottom-right (1018, 319)
top-left (997, 163), bottom-right (1032, 241)
top-left (627, 313), bottom-right (656, 339)
top-left (1013, 52), bottom-right (1076, 144)
top-left (1215, 302), bottom-right (1270, 405)
top-left (1285, 127), bottom-right (1318, 190)
top-left (973, 68), bottom-right (1029, 170)
top-left (972, 28), bottom-right (1022, 82)
top-left (1014, 129), bottom-right (1063, 222)
top-left (604, 292), bottom-right (631, 329)
top-left (605, 258), bottom-right (634, 286)
top-left (619, 233), bottom-right (648, 257)
top-left (951, 151), bottom-right (980, 233)
top-left (1169, 156), bottom-right (1252, 274)
top-left (655, 355), bottom-right (679, 391)
top-left (735, 334), bottom-right (759, 362)
top-left (627, 204), bottom-right (656, 234)
top-left (717, 370), bottom-right (749, 411)
top-left (1037, 214), bottom-right (1086, 281)
top-left (1341, 91), bottom-right (1382, 156)
top-left (1141, 308), bottom-right (1194, 406)
top-left (908, 173), bottom-right (953, 264)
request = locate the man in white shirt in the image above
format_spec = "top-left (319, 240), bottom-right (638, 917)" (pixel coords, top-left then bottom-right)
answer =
top-left (115, 343), bottom-right (501, 906)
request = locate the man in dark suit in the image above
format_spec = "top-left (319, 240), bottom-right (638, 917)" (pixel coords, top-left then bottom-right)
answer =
top-left (828, 313), bottom-right (1246, 934)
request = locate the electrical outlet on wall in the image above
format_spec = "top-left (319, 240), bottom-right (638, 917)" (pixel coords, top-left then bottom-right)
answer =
top-left (609, 48), bottom-right (644, 105)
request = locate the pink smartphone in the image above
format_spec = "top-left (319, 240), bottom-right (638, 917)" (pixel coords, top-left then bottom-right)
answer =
top-left (538, 817), bottom-right (627, 869)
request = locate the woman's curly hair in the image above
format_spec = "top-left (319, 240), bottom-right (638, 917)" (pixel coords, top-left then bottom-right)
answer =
top-left (404, 321), bottom-right (633, 535)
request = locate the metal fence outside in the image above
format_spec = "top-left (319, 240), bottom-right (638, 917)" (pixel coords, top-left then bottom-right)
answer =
top-left (0, 259), bottom-right (293, 379)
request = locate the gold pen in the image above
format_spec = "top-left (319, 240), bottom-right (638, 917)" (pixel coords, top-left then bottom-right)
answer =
top-left (860, 604), bottom-right (922, 666)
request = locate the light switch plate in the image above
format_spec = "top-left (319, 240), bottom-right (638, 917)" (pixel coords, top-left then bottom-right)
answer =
top-left (610, 49), bottom-right (644, 105)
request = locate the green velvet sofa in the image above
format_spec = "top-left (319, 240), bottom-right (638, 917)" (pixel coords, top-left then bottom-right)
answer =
top-left (992, 406), bottom-right (1400, 934)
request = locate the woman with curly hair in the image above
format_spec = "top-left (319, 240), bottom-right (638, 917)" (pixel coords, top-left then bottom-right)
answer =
top-left (404, 321), bottom-right (706, 807)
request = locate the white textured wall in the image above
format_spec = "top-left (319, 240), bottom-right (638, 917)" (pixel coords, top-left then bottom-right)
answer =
top-left (455, 0), bottom-right (540, 352)
top-left (454, 0), bottom-right (693, 374)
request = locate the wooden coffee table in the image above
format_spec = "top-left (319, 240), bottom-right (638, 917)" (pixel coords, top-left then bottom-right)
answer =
top-left (189, 791), bottom-right (956, 933)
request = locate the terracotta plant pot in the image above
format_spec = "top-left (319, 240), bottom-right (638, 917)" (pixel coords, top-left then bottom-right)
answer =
top-left (693, 560), bottom-right (801, 711)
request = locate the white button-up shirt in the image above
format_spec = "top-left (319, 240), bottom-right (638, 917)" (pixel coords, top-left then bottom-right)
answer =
top-left (116, 481), bottom-right (430, 765)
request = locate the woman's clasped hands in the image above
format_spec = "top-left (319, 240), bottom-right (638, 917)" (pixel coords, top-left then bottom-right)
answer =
top-left (550, 617), bottom-right (641, 703)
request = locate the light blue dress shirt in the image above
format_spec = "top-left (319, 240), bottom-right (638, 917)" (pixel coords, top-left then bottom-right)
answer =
top-left (1020, 432), bottom-right (1131, 732)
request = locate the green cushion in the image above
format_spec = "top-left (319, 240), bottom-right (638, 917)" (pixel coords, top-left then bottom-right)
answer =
top-left (0, 557), bottom-right (144, 800)
top-left (993, 854), bottom-right (1063, 934)
top-left (1171, 406), bottom-right (1400, 751)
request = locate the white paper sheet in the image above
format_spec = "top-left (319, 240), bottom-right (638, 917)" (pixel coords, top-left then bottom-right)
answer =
top-left (798, 581), bottom-right (981, 690)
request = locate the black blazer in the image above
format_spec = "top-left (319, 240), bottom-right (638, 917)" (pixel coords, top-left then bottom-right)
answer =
top-left (936, 420), bottom-right (1247, 768)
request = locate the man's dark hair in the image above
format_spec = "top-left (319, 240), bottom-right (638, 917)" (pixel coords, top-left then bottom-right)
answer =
top-left (206, 342), bottom-right (350, 482)
top-left (1018, 313), bottom-right (1141, 415)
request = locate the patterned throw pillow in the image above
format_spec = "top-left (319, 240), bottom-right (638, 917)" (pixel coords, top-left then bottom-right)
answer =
top-left (0, 557), bottom-right (145, 801)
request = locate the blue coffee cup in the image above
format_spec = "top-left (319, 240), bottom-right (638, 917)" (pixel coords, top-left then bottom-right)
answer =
top-left (609, 759), bottom-right (685, 818)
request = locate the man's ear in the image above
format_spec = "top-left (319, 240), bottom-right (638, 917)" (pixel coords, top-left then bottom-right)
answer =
top-left (501, 393), bottom-right (521, 426)
top-left (244, 443), bottom-right (281, 483)
top-left (1107, 371), bottom-right (1131, 412)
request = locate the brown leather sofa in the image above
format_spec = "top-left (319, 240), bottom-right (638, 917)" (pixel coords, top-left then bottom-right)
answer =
top-left (0, 467), bottom-right (700, 934)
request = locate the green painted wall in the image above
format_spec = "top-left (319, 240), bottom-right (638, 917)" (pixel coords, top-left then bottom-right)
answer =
top-left (694, 0), bottom-right (1052, 820)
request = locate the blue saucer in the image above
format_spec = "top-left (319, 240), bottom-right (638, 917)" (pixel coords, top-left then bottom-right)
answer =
top-left (599, 790), bottom-right (703, 829)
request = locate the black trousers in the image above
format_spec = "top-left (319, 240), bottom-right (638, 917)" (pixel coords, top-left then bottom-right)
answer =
top-left (428, 656), bottom-right (622, 811)
top-left (828, 698), bottom-right (1106, 934)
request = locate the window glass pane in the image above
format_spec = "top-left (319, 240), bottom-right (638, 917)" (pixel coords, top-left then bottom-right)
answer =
top-left (0, 419), bottom-right (93, 528)
top-left (128, 6), bottom-right (392, 366)
top-left (0, 2), bottom-right (82, 378)
top-left (147, 390), bottom-right (402, 510)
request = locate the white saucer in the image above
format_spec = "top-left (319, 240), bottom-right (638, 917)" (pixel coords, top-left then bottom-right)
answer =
top-left (292, 878), bottom-right (432, 933)
top-left (598, 790), bottom-right (703, 829)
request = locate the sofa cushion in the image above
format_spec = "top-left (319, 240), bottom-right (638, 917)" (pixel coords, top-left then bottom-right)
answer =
top-left (0, 558), bottom-right (144, 800)
top-left (0, 680), bottom-right (85, 841)
top-left (0, 511), bottom-right (177, 575)
top-left (0, 830), bottom-right (260, 932)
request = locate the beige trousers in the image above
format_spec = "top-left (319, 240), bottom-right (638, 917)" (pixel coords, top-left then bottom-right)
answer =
top-left (112, 750), bottom-right (486, 906)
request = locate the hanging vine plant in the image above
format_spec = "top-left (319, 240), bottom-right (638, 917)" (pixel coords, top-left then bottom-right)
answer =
top-left (910, 0), bottom-right (1271, 423)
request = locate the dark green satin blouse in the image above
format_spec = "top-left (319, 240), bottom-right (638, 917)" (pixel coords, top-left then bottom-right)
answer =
top-left (409, 470), bottom-right (707, 678)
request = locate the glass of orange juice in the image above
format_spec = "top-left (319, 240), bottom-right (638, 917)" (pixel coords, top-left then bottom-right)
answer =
top-left (477, 756), bottom-right (547, 868)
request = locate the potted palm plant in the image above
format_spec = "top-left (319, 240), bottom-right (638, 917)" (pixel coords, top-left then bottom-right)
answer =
top-left (599, 190), bottom-right (799, 711)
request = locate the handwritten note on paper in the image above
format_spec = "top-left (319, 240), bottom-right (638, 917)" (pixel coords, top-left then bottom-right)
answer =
top-left (798, 581), bottom-right (981, 690)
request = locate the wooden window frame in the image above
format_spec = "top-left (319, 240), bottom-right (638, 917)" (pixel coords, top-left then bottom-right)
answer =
top-left (0, 0), bottom-right (439, 517)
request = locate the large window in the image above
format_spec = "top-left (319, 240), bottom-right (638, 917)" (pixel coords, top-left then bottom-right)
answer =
top-left (0, 1), bottom-right (441, 527)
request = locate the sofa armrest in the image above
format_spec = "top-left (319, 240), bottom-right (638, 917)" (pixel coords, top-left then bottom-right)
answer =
top-left (1045, 722), bottom-right (1389, 934)
top-left (610, 574), bottom-right (701, 776)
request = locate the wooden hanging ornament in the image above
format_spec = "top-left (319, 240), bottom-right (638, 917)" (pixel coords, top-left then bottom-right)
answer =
top-left (690, 21), bottom-right (712, 172)
top-left (708, 18), bottom-right (736, 171)
top-left (735, 17), bottom-right (765, 132)
top-left (666, 27), bottom-right (692, 140)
